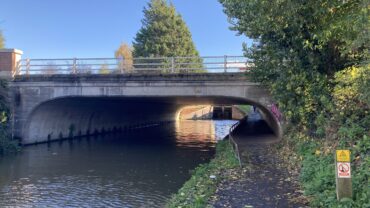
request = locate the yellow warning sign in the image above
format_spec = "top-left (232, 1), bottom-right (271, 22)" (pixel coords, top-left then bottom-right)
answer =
top-left (336, 150), bottom-right (350, 162)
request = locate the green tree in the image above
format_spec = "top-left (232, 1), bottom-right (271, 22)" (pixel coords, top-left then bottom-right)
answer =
top-left (220, 0), bottom-right (369, 129)
top-left (220, 1), bottom-right (369, 207)
top-left (133, 0), bottom-right (200, 58)
top-left (133, 0), bottom-right (203, 72)
top-left (0, 80), bottom-right (18, 155)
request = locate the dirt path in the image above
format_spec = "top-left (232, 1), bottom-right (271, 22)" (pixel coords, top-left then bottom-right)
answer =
top-left (210, 115), bottom-right (307, 208)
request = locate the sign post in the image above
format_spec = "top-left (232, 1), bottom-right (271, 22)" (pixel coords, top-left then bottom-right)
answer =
top-left (335, 150), bottom-right (352, 200)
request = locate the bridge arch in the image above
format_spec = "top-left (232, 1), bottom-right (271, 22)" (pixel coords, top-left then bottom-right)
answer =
top-left (10, 73), bottom-right (281, 144)
top-left (22, 95), bottom-right (281, 144)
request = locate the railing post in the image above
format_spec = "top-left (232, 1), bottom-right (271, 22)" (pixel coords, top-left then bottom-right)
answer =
top-left (26, 58), bottom-right (30, 75)
top-left (13, 60), bottom-right (20, 76)
top-left (72, 58), bottom-right (77, 74)
top-left (171, 57), bottom-right (175, 73)
top-left (224, 55), bottom-right (227, 72)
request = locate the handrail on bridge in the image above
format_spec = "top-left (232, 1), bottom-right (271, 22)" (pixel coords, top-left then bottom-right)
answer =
top-left (15, 55), bottom-right (254, 75)
top-left (229, 118), bottom-right (244, 167)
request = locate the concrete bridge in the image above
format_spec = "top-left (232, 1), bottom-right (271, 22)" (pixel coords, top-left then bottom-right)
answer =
top-left (1, 49), bottom-right (281, 145)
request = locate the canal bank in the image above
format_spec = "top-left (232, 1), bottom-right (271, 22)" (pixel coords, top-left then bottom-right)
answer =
top-left (167, 113), bottom-right (308, 207)
top-left (166, 139), bottom-right (239, 207)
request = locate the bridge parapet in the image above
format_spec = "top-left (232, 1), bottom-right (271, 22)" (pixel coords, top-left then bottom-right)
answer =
top-left (13, 72), bottom-right (252, 83)
top-left (16, 56), bottom-right (253, 75)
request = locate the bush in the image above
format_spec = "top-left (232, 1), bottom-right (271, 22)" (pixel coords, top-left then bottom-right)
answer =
top-left (0, 79), bottom-right (20, 155)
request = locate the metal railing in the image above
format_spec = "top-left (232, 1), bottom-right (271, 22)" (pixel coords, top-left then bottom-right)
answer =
top-left (15, 56), bottom-right (253, 75)
top-left (229, 119), bottom-right (243, 167)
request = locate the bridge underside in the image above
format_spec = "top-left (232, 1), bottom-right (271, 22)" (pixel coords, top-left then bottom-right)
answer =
top-left (10, 73), bottom-right (280, 144)
top-left (23, 96), bottom-right (280, 144)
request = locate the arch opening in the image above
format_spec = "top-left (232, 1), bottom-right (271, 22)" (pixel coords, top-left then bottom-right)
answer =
top-left (23, 96), bottom-right (281, 145)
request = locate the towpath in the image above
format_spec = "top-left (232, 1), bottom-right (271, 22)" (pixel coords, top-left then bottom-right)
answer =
top-left (210, 112), bottom-right (307, 207)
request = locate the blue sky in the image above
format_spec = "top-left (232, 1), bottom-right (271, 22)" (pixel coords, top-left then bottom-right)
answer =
top-left (1, 0), bottom-right (251, 59)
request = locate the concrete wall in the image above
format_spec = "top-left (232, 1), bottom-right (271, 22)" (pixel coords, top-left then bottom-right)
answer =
top-left (178, 106), bottom-right (213, 120)
top-left (9, 73), bottom-right (281, 144)
top-left (24, 97), bottom-right (180, 144)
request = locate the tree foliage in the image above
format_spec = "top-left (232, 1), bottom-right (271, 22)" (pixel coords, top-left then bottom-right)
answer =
top-left (0, 31), bottom-right (18, 155)
top-left (0, 80), bottom-right (18, 155)
top-left (0, 30), bottom-right (4, 49)
top-left (220, 0), bottom-right (369, 130)
top-left (220, 0), bottom-right (369, 206)
top-left (115, 42), bottom-right (133, 71)
top-left (133, 0), bottom-right (200, 58)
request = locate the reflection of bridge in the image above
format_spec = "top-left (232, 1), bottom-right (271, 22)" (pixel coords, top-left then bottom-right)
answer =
top-left (0, 49), bottom-right (279, 145)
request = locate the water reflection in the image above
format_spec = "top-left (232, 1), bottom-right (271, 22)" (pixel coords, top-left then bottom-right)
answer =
top-left (0, 120), bottom-right (236, 207)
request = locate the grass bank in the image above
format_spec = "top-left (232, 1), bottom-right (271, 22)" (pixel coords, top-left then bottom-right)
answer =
top-left (278, 126), bottom-right (369, 208)
top-left (166, 140), bottom-right (239, 208)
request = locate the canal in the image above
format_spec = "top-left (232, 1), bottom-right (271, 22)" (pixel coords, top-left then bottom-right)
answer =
top-left (0, 120), bottom-right (236, 207)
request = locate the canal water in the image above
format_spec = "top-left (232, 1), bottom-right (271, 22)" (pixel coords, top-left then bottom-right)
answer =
top-left (0, 120), bottom-right (236, 207)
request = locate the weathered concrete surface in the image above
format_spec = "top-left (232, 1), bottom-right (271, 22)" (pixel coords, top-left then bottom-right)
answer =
top-left (9, 73), bottom-right (281, 144)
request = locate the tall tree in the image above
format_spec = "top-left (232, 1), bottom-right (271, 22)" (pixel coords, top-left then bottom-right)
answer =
top-left (220, 0), bottom-right (369, 128)
top-left (133, 0), bottom-right (200, 58)
top-left (115, 42), bottom-right (133, 71)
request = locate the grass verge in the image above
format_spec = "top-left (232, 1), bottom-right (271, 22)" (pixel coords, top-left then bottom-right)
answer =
top-left (278, 125), bottom-right (370, 208)
top-left (237, 105), bottom-right (251, 114)
top-left (166, 140), bottom-right (239, 208)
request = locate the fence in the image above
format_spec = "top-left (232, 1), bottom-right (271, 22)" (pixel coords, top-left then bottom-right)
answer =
top-left (15, 56), bottom-right (253, 75)
top-left (229, 120), bottom-right (243, 167)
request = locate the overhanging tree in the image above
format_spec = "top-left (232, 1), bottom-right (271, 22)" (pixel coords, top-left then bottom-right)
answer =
top-left (219, 1), bottom-right (369, 206)
top-left (133, 0), bottom-right (202, 72)
top-left (219, 0), bottom-right (369, 129)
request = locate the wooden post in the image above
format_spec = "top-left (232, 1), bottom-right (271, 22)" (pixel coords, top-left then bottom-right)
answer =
top-left (335, 150), bottom-right (352, 200)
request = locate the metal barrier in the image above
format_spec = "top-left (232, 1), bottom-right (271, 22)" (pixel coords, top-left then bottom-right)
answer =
top-left (229, 119), bottom-right (243, 167)
top-left (15, 56), bottom-right (253, 75)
